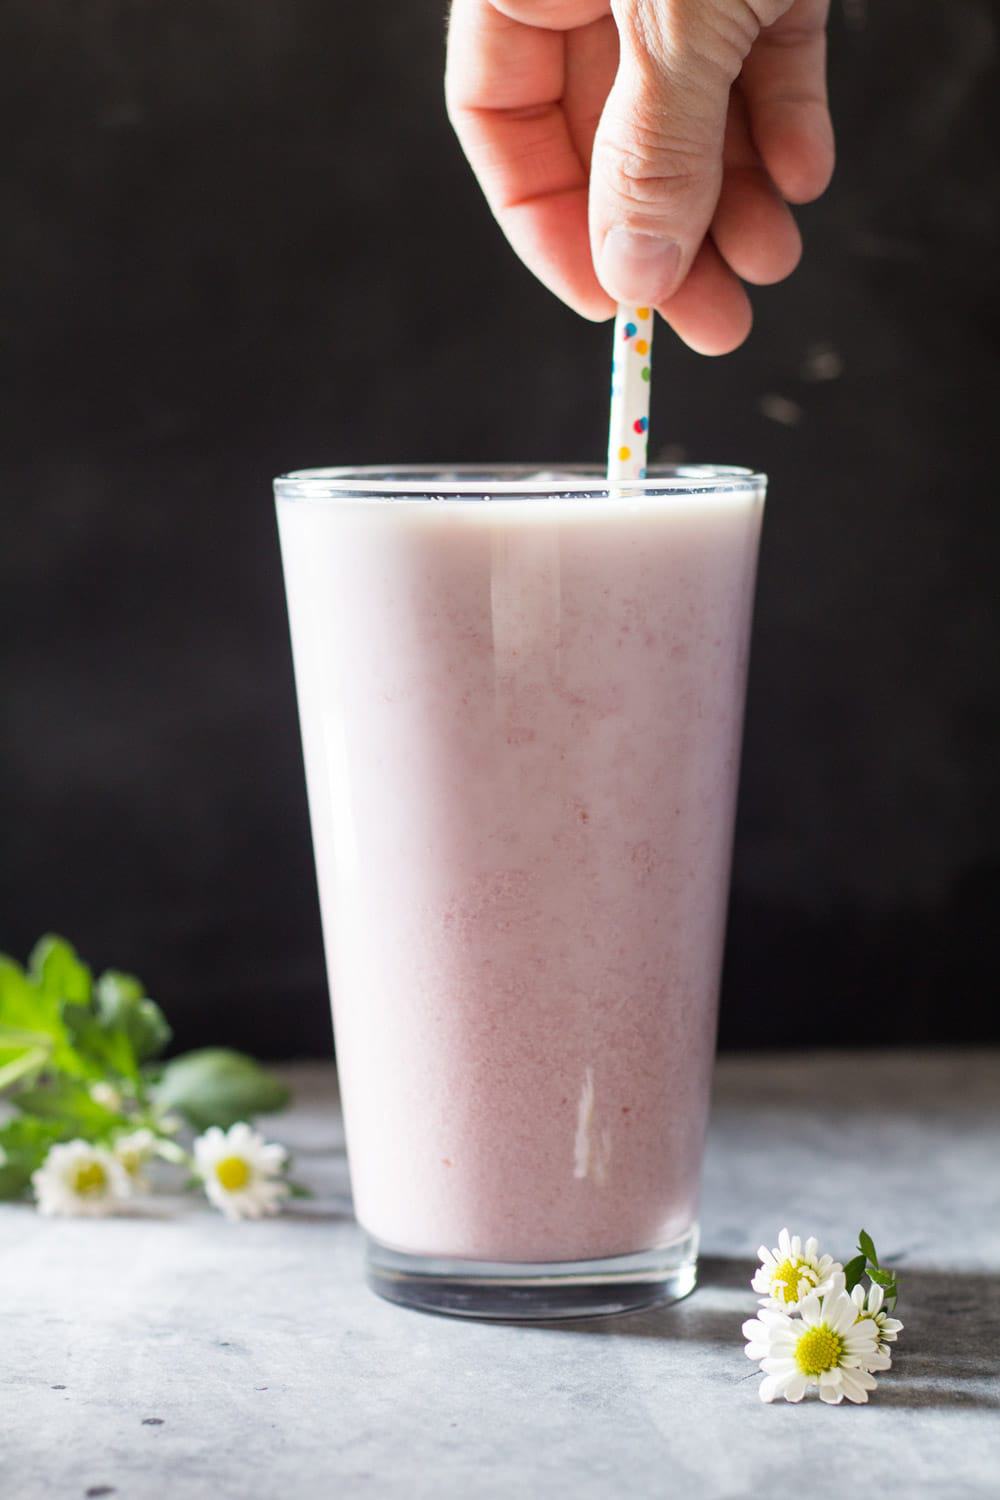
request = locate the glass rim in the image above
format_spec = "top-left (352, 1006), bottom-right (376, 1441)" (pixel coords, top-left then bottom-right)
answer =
top-left (273, 463), bottom-right (766, 502)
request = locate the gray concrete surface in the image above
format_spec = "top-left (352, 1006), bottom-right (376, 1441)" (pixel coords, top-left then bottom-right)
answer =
top-left (4, 1051), bottom-right (999, 1499)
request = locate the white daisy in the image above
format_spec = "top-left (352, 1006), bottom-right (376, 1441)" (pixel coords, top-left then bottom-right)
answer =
top-left (31, 1140), bottom-right (131, 1217)
top-left (742, 1278), bottom-right (882, 1404)
top-left (194, 1122), bottom-right (289, 1221)
top-left (89, 1081), bottom-right (124, 1112)
top-left (752, 1227), bottom-right (842, 1310)
top-left (851, 1281), bottom-right (904, 1366)
top-left (112, 1128), bottom-right (159, 1190)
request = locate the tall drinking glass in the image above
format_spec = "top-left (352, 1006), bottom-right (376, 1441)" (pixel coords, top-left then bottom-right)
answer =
top-left (275, 466), bottom-right (765, 1319)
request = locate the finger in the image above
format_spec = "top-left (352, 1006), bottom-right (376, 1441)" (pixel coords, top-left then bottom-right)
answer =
top-left (655, 237), bottom-right (753, 356)
top-left (712, 85), bottom-right (801, 285)
top-left (562, 12), bottom-right (619, 175)
top-left (446, 0), bottom-right (614, 319)
top-left (589, 2), bottom-right (734, 305)
top-left (740, 0), bottom-right (834, 204)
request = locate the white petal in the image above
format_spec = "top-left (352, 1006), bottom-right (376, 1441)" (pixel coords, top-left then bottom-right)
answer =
top-left (799, 1293), bottom-right (822, 1326)
top-left (868, 1282), bottom-right (884, 1314)
top-left (742, 1318), bottom-right (768, 1340)
top-left (818, 1383), bottom-right (843, 1404)
top-left (827, 1293), bottom-right (858, 1334)
top-left (258, 1145), bottom-right (288, 1173)
top-left (758, 1374), bottom-right (781, 1403)
top-left (760, 1357), bottom-right (797, 1375)
top-left (758, 1308), bottom-right (795, 1328)
top-left (840, 1368), bottom-right (876, 1403)
top-left (882, 1318), bottom-right (903, 1335)
top-left (778, 1228), bottom-right (792, 1255)
top-left (851, 1284), bottom-right (865, 1310)
top-left (758, 1246), bottom-right (777, 1267)
top-left (784, 1375), bottom-right (808, 1403)
top-left (745, 1343), bottom-right (771, 1361)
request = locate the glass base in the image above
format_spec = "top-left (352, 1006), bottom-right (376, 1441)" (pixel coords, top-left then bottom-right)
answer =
top-left (364, 1225), bottom-right (698, 1321)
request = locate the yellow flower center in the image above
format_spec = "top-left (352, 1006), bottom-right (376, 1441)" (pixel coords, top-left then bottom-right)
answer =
top-left (772, 1257), bottom-right (811, 1303)
top-left (72, 1161), bottom-right (107, 1196)
top-left (794, 1324), bottom-right (844, 1377)
top-left (215, 1155), bottom-right (251, 1191)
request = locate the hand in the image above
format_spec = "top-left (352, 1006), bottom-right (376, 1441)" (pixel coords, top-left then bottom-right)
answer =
top-left (446, 0), bottom-right (834, 353)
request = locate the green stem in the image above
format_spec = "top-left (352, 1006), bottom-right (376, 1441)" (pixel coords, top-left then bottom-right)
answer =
top-left (0, 1046), bottom-right (49, 1091)
top-left (0, 1027), bottom-right (56, 1049)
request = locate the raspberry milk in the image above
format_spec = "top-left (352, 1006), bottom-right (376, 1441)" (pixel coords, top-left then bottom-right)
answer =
top-left (277, 467), bottom-right (764, 1305)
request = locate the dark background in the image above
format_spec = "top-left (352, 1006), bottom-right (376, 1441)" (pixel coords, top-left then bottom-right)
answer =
top-left (2, 1), bottom-right (997, 1056)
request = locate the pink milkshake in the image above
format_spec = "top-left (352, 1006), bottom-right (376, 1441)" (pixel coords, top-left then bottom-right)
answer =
top-left (276, 466), bottom-right (764, 1317)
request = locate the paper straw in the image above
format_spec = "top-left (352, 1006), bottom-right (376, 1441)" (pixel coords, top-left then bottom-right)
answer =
top-left (607, 304), bottom-right (653, 483)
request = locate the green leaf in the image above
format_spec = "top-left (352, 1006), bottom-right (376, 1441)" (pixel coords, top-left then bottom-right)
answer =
top-left (842, 1253), bottom-right (867, 1292)
top-left (13, 1079), bottom-right (123, 1137)
top-left (858, 1229), bottom-right (878, 1265)
top-left (0, 1163), bottom-right (30, 1200)
top-left (58, 1002), bottom-right (138, 1082)
top-left (95, 971), bottom-right (172, 1062)
top-left (29, 935), bottom-right (92, 1004)
top-left (153, 1048), bottom-right (290, 1130)
top-left (0, 1045), bottom-right (49, 1092)
top-left (0, 1116), bottom-right (68, 1199)
top-left (0, 1025), bottom-right (57, 1048)
top-left (867, 1265), bottom-right (896, 1291)
top-left (0, 956), bottom-right (35, 1024)
top-left (0, 955), bottom-right (79, 1079)
top-left (0, 956), bottom-right (61, 1036)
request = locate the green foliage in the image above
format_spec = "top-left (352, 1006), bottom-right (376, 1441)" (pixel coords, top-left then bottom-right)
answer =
top-left (0, 1116), bottom-right (69, 1200)
top-left (853, 1229), bottom-right (899, 1310)
top-left (29, 935), bottom-right (93, 1004)
top-left (842, 1253), bottom-right (867, 1292)
top-left (0, 936), bottom-right (290, 1202)
top-left (153, 1049), bottom-right (290, 1130)
top-left (0, 952), bottom-right (76, 1077)
top-left (13, 1079), bottom-right (124, 1133)
top-left (95, 972), bottom-right (172, 1063)
top-left (857, 1229), bottom-right (878, 1265)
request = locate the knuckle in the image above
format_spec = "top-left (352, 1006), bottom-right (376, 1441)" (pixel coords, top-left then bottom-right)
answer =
top-left (595, 123), bottom-right (708, 209)
top-left (744, 1), bottom-right (789, 27)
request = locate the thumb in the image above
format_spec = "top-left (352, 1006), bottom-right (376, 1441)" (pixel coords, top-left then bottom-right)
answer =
top-left (590, 1), bottom-right (755, 305)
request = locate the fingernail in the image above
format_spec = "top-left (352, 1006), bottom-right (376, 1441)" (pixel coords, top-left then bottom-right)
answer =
top-left (598, 229), bottom-right (681, 304)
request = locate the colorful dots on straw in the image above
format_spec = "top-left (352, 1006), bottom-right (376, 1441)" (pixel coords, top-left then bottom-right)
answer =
top-left (607, 305), bottom-right (654, 483)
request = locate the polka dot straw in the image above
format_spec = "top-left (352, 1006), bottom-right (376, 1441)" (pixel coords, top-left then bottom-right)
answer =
top-left (607, 304), bottom-right (653, 483)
